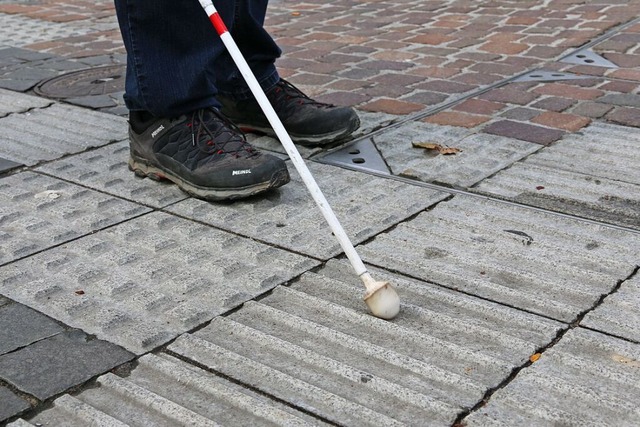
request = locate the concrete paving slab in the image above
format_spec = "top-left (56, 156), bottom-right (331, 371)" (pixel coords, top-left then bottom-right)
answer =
top-left (372, 121), bottom-right (541, 188)
top-left (0, 212), bottom-right (318, 354)
top-left (21, 353), bottom-right (327, 427)
top-left (0, 171), bottom-right (150, 265)
top-left (0, 88), bottom-right (52, 117)
top-left (36, 141), bottom-right (188, 208)
top-left (358, 195), bottom-right (640, 322)
top-left (0, 303), bottom-right (64, 354)
top-left (465, 328), bottom-right (640, 426)
top-left (167, 161), bottom-right (448, 259)
top-left (0, 386), bottom-right (30, 422)
top-left (168, 259), bottom-right (563, 426)
top-left (0, 103), bottom-right (127, 166)
top-left (0, 329), bottom-right (133, 401)
top-left (583, 274), bottom-right (640, 343)
top-left (473, 122), bottom-right (640, 229)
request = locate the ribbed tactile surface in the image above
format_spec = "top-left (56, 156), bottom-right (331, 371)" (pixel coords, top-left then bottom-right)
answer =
top-left (0, 172), bottom-right (149, 265)
top-left (373, 122), bottom-right (541, 187)
top-left (465, 328), bottom-right (640, 426)
top-left (168, 260), bottom-right (562, 426)
top-left (0, 88), bottom-right (52, 116)
top-left (0, 212), bottom-right (317, 354)
top-left (473, 122), bottom-right (640, 229)
top-left (168, 161), bottom-right (448, 258)
top-left (37, 141), bottom-right (188, 208)
top-left (21, 354), bottom-right (324, 427)
top-left (583, 274), bottom-right (640, 343)
top-left (358, 195), bottom-right (640, 322)
top-left (0, 103), bottom-right (126, 166)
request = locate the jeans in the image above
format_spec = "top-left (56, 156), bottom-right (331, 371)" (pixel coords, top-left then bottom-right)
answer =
top-left (114, 0), bottom-right (282, 117)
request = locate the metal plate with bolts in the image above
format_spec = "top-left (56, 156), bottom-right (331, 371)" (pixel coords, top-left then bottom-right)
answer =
top-left (318, 138), bottom-right (391, 175)
top-left (34, 65), bottom-right (126, 99)
top-left (513, 70), bottom-right (597, 83)
top-left (560, 49), bottom-right (619, 68)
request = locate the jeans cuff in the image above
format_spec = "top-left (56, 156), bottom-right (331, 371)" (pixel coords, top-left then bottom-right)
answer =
top-left (217, 69), bottom-right (280, 101)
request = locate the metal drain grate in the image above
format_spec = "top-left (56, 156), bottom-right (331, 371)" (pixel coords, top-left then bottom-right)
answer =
top-left (318, 138), bottom-right (391, 174)
top-left (34, 65), bottom-right (125, 99)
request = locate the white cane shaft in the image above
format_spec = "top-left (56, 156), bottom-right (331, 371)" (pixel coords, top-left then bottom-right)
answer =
top-left (219, 32), bottom-right (368, 277)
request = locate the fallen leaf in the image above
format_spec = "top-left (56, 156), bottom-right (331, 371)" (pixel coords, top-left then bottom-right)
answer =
top-left (75, 290), bottom-right (85, 295)
top-left (291, 11), bottom-right (301, 16)
top-left (536, 186), bottom-right (545, 190)
top-left (529, 353), bottom-right (541, 363)
top-left (412, 141), bottom-right (462, 155)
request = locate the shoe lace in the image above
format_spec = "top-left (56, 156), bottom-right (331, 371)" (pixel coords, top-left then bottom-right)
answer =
top-left (187, 108), bottom-right (257, 158)
top-left (269, 79), bottom-right (334, 115)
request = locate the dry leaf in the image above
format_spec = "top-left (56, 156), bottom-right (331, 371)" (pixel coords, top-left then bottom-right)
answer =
top-left (412, 141), bottom-right (461, 155)
top-left (529, 353), bottom-right (541, 363)
top-left (75, 290), bottom-right (85, 295)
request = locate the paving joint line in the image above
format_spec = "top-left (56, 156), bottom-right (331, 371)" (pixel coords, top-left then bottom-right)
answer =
top-left (451, 265), bottom-right (640, 426)
top-left (162, 347), bottom-right (344, 427)
top-left (312, 159), bottom-right (640, 236)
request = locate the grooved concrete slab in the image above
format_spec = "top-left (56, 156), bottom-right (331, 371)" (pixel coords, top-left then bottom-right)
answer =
top-left (0, 212), bottom-right (318, 354)
top-left (373, 121), bottom-right (541, 187)
top-left (168, 260), bottom-right (563, 426)
top-left (473, 122), bottom-right (640, 229)
top-left (465, 329), bottom-right (640, 426)
top-left (0, 172), bottom-right (150, 265)
top-left (0, 303), bottom-right (64, 354)
top-left (168, 161), bottom-right (448, 259)
top-left (0, 103), bottom-right (127, 166)
top-left (0, 386), bottom-right (29, 422)
top-left (583, 274), bottom-right (640, 343)
top-left (22, 354), bottom-right (326, 426)
top-left (0, 330), bottom-right (133, 401)
top-left (37, 141), bottom-right (188, 208)
top-left (0, 88), bottom-right (52, 116)
top-left (358, 195), bottom-right (640, 322)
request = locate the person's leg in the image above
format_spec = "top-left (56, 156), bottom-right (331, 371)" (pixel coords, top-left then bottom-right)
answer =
top-left (215, 0), bottom-right (361, 146)
top-left (114, 0), bottom-right (289, 201)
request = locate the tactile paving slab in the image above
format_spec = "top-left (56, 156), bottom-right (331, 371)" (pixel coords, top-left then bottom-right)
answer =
top-left (0, 172), bottom-right (149, 265)
top-left (0, 88), bottom-right (52, 117)
top-left (0, 12), bottom-right (95, 48)
top-left (583, 273), bottom-right (640, 343)
top-left (473, 122), bottom-right (640, 230)
top-left (0, 212), bottom-right (317, 354)
top-left (0, 103), bottom-right (127, 166)
top-left (20, 353), bottom-right (327, 427)
top-left (37, 141), bottom-right (188, 208)
top-left (167, 260), bottom-right (562, 426)
top-left (357, 195), bottom-right (640, 323)
top-left (167, 161), bottom-right (448, 259)
top-left (371, 121), bottom-right (541, 188)
top-left (465, 328), bottom-right (640, 426)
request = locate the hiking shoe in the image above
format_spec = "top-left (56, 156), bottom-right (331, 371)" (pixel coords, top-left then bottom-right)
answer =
top-left (128, 108), bottom-right (290, 201)
top-left (218, 79), bottom-right (360, 146)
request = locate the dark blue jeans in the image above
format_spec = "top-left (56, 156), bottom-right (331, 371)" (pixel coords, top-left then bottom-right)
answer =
top-left (114, 0), bottom-right (282, 117)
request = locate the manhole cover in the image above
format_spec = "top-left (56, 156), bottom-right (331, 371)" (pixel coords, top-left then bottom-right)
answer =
top-left (34, 65), bottom-right (126, 99)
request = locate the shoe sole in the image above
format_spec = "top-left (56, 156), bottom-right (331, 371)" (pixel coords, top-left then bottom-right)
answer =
top-left (239, 115), bottom-right (361, 146)
top-left (128, 156), bottom-right (290, 201)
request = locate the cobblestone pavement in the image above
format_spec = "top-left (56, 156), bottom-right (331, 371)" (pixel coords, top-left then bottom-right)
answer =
top-left (1, 1), bottom-right (639, 426)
